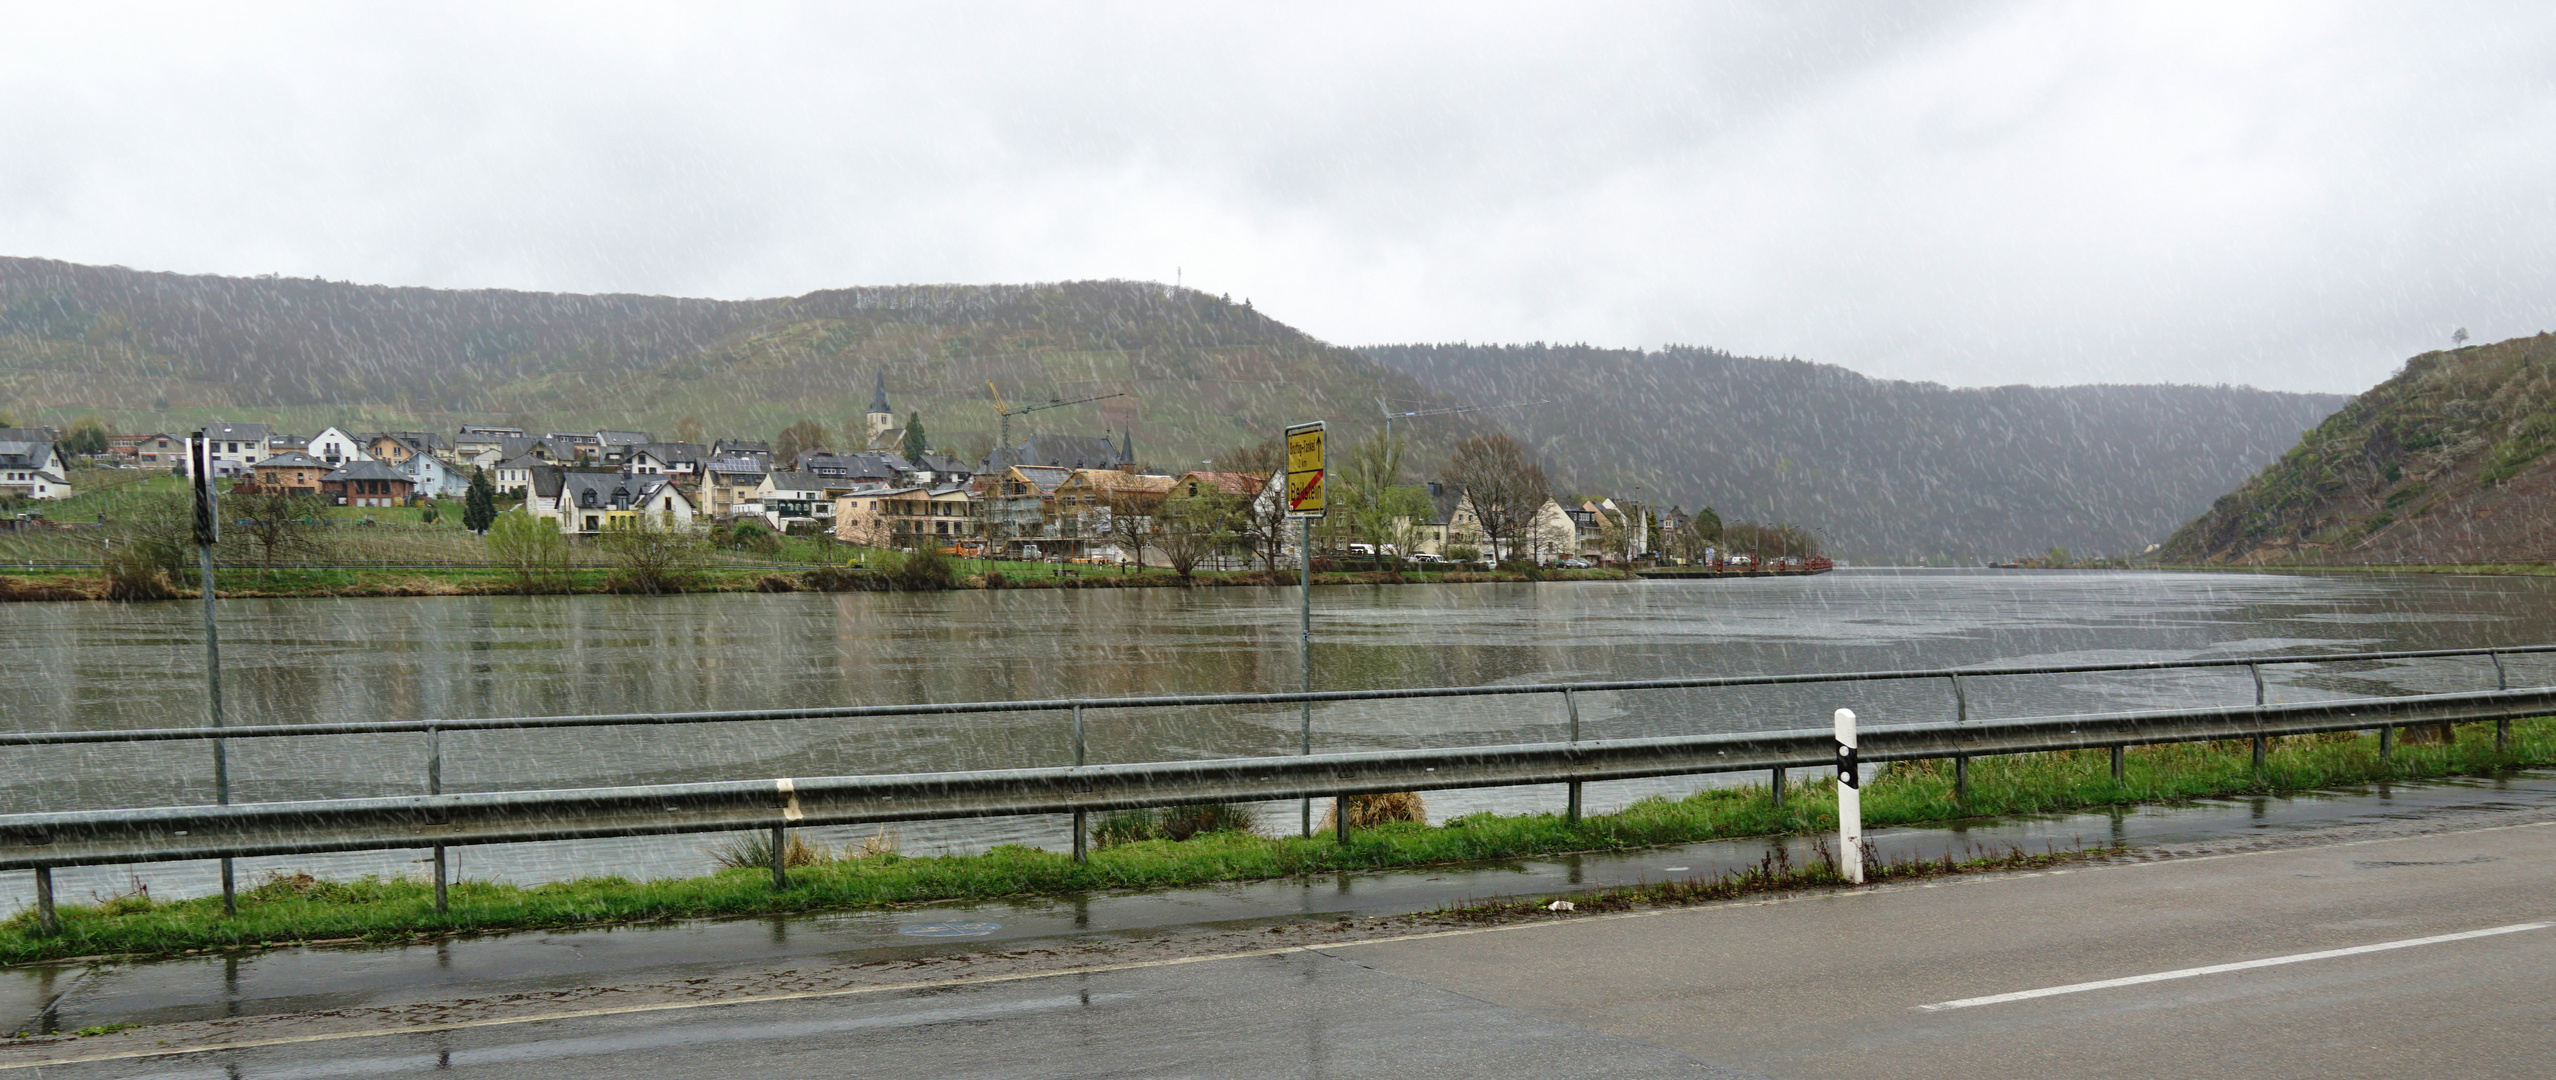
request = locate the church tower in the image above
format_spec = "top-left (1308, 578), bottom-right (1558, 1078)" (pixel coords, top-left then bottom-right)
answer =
top-left (865, 372), bottom-right (895, 445)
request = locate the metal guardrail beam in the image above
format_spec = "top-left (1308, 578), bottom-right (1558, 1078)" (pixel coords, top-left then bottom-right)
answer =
top-left (6, 643), bottom-right (2548, 747)
top-left (7, 686), bottom-right (2551, 871)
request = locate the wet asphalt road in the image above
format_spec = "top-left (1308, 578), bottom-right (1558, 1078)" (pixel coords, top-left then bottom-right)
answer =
top-left (19, 814), bottom-right (2554, 1079)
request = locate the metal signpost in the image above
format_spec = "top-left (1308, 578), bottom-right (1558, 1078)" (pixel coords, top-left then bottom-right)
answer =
top-left (1834, 707), bottom-right (1861, 885)
top-left (190, 432), bottom-right (236, 914)
top-left (1284, 421), bottom-right (1327, 838)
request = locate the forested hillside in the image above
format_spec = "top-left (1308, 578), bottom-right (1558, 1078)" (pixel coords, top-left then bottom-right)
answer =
top-left (0, 257), bottom-right (1459, 468)
top-left (2161, 333), bottom-right (2556, 565)
top-left (0, 256), bottom-right (2361, 560)
top-left (1362, 344), bottom-right (2347, 562)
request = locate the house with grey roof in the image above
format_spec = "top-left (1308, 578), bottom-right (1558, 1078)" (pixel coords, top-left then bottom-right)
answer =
top-left (529, 471), bottom-right (700, 535)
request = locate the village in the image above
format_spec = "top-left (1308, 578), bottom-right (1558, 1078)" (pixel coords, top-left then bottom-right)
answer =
top-left (2, 376), bottom-right (1821, 574)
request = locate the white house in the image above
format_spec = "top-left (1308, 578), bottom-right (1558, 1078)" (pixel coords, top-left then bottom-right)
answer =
top-left (396, 451), bottom-right (472, 498)
top-left (309, 426), bottom-right (372, 468)
top-left (491, 454), bottom-right (545, 496)
top-left (756, 470), bottom-right (834, 531)
top-left (528, 471), bottom-right (701, 535)
top-left (0, 434), bottom-right (70, 501)
top-left (187, 422), bottom-right (272, 477)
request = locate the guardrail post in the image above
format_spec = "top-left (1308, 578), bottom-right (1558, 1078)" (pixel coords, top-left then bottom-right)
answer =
top-left (1771, 764), bottom-right (1786, 810)
top-left (2110, 744), bottom-right (2125, 781)
top-left (1949, 674), bottom-right (1970, 804)
top-left (427, 725), bottom-right (446, 913)
top-left (2379, 723), bottom-right (2394, 766)
top-left (1563, 689), bottom-right (1583, 825)
top-left (33, 867), bottom-right (55, 935)
top-left (2492, 651), bottom-right (2511, 752)
top-left (1835, 709), bottom-right (1862, 884)
top-left (770, 822), bottom-right (788, 889)
top-left (2249, 663), bottom-right (2268, 768)
top-left (1071, 703), bottom-right (1088, 864)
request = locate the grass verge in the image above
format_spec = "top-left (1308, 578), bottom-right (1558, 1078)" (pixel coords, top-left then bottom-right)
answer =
top-left (4, 718), bottom-right (2550, 965)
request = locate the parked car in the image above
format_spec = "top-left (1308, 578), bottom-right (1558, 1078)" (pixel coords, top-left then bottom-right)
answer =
top-left (1346, 542), bottom-right (1376, 556)
top-left (1405, 552), bottom-right (1441, 564)
top-left (1728, 554), bottom-right (1755, 567)
top-left (1558, 557), bottom-right (1593, 569)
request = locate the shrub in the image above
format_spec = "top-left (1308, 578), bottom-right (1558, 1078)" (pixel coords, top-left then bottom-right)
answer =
top-left (717, 519), bottom-right (784, 555)
top-left (485, 509), bottom-right (569, 592)
top-left (884, 545), bottom-right (955, 590)
top-left (596, 514), bottom-right (706, 594)
top-left (101, 544), bottom-right (181, 601)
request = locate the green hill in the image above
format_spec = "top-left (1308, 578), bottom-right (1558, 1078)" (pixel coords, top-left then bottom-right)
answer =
top-left (0, 257), bottom-right (1461, 468)
top-left (2160, 332), bottom-right (2556, 565)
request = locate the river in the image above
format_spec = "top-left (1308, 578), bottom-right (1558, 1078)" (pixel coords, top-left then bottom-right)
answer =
top-left (4, 569), bottom-right (2553, 902)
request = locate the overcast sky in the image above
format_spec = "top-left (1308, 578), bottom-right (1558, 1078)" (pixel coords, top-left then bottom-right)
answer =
top-left (4, 3), bottom-right (2552, 394)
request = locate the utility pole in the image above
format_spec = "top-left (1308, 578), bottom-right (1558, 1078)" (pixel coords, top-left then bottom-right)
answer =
top-left (190, 432), bottom-right (235, 915)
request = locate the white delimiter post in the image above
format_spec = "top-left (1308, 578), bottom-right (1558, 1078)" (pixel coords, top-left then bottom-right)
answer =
top-left (1835, 708), bottom-right (1862, 884)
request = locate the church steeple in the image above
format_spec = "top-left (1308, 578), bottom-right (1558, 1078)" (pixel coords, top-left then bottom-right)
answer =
top-left (865, 372), bottom-right (895, 445)
top-left (1119, 428), bottom-right (1134, 467)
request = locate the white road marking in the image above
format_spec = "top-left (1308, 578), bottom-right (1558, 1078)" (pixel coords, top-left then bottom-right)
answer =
top-left (1917, 921), bottom-right (2551, 1011)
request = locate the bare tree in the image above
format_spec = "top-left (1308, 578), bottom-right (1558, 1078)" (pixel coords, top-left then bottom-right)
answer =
top-left (1155, 490), bottom-right (1240, 580)
top-left (773, 418), bottom-right (829, 469)
top-left (1101, 487), bottom-right (1161, 572)
top-left (1440, 434), bottom-right (1548, 563)
top-left (671, 416), bottom-right (705, 445)
top-left (224, 489), bottom-right (329, 568)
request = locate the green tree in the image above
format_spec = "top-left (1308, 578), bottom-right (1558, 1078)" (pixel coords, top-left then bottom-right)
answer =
top-left (461, 466), bottom-right (499, 534)
top-left (60, 414), bottom-right (109, 456)
top-left (901, 412), bottom-right (929, 461)
top-left (485, 508), bottom-right (570, 592)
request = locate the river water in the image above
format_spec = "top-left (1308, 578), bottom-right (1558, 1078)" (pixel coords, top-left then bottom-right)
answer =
top-left (3, 569), bottom-right (2553, 903)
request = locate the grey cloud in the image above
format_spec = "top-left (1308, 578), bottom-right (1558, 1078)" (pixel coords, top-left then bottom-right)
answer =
top-left (1, 2), bottom-right (2549, 393)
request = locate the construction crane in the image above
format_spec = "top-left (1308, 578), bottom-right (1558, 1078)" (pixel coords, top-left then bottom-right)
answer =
top-left (988, 383), bottom-right (1130, 453)
top-left (1377, 397), bottom-right (1548, 438)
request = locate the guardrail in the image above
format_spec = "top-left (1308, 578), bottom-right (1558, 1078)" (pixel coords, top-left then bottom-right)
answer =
top-left (5, 643), bottom-right (2550, 930)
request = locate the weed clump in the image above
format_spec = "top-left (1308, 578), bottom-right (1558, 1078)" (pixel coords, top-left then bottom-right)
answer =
top-left (1094, 802), bottom-right (1261, 847)
top-left (1320, 792), bottom-right (1427, 831)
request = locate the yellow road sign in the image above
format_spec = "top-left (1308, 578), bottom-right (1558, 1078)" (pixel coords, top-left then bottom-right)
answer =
top-left (1285, 421), bottom-right (1326, 517)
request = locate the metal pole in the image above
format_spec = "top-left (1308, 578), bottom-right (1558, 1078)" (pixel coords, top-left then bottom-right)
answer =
top-left (192, 432), bottom-right (236, 917)
top-left (770, 822), bottom-right (788, 889)
top-left (428, 726), bottom-right (447, 913)
top-left (33, 867), bottom-right (55, 935)
top-left (1300, 516), bottom-right (1314, 839)
top-left (2250, 663), bottom-right (2267, 768)
top-left (2492, 651), bottom-right (2511, 752)
top-left (1071, 703), bottom-right (1087, 864)
top-left (1564, 689), bottom-right (1583, 824)
top-left (1949, 674), bottom-right (1969, 804)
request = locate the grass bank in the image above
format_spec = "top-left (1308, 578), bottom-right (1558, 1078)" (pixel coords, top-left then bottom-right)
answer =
top-left (8, 719), bottom-right (2548, 965)
top-left (2155, 563), bottom-right (2556, 576)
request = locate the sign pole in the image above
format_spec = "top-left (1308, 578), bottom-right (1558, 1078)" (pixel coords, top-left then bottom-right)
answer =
top-left (191, 432), bottom-right (236, 915)
top-left (1284, 422), bottom-right (1327, 839)
top-left (1835, 707), bottom-right (1861, 885)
